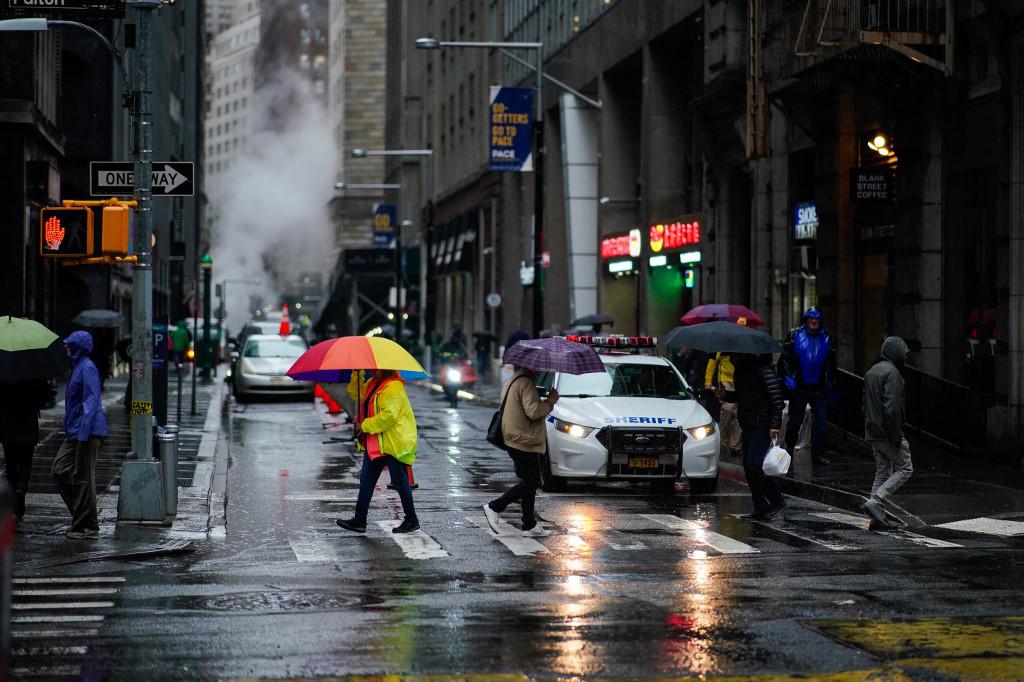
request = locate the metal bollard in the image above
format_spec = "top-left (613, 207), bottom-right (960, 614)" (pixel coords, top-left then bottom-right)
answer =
top-left (156, 430), bottom-right (178, 517)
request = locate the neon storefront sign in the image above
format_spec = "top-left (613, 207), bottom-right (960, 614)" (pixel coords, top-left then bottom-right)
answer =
top-left (600, 228), bottom-right (643, 260)
top-left (649, 220), bottom-right (701, 253)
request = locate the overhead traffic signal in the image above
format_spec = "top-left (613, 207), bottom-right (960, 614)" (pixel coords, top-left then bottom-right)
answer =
top-left (40, 207), bottom-right (94, 258)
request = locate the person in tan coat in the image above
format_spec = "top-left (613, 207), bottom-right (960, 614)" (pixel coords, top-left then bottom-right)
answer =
top-left (483, 366), bottom-right (559, 536)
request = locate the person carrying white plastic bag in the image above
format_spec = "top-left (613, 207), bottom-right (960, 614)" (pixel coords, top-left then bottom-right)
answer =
top-left (732, 353), bottom-right (788, 521)
top-left (762, 438), bottom-right (792, 476)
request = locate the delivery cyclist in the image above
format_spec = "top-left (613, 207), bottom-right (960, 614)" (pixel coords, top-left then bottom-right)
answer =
top-left (336, 369), bottom-right (420, 534)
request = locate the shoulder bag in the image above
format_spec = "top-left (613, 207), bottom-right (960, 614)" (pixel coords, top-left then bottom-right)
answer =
top-left (486, 376), bottom-right (525, 450)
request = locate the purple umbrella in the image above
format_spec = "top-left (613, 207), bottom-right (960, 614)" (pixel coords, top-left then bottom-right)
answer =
top-left (503, 337), bottom-right (604, 375)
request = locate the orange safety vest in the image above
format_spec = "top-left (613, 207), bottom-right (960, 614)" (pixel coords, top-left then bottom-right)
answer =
top-left (358, 378), bottom-right (394, 459)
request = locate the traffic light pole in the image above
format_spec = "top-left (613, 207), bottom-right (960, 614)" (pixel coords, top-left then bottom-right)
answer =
top-left (130, 0), bottom-right (160, 459)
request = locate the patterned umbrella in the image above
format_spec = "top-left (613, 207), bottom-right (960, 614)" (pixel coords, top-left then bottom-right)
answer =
top-left (0, 316), bottom-right (70, 382)
top-left (286, 335), bottom-right (428, 383)
top-left (681, 304), bottom-right (764, 327)
top-left (503, 337), bottom-right (604, 375)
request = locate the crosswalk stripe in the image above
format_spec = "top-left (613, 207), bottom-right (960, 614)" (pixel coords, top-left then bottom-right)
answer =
top-left (13, 665), bottom-right (82, 677)
top-left (466, 516), bottom-right (550, 556)
top-left (14, 589), bottom-right (119, 597)
top-left (544, 513), bottom-right (647, 550)
top-left (13, 629), bottom-right (100, 639)
top-left (12, 602), bottom-right (115, 610)
top-left (12, 615), bottom-right (105, 624)
top-left (13, 646), bottom-right (89, 656)
top-left (289, 539), bottom-right (338, 562)
top-left (641, 514), bottom-right (760, 554)
top-left (13, 577), bottom-right (125, 585)
top-left (811, 512), bottom-right (964, 548)
top-left (934, 517), bottom-right (1024, 537)
top-left (376, 520), bottom-right (450, 559)
top-left (731, 514), bottom-right (860, 551)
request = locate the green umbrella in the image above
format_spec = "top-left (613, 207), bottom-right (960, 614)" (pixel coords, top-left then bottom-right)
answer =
top-left (0, 316), bottom-right (70, 382)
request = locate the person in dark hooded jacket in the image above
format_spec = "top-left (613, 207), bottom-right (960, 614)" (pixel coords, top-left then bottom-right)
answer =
top-left (0, 378), bottom-right (53, 520)
top-left (54, 331), bottom-right (109, 539)
top-left (731, 353), bottom-right (786, 520)
top-left (861, 336), bottom-right (913, 529)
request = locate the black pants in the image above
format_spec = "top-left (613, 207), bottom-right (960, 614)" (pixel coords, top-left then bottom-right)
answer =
top-left (488, 448), bottom-right (542, 528)
top-left (3, 440), bottom-right (35, 518)
top-left (742, 425), bottom-right (784, 514)
top-left (52, 437), bottom-right (101, 533)
top-left (354, 453), bottom-right (417, 523)
top-left (785, 390), bottom-right (828, 460)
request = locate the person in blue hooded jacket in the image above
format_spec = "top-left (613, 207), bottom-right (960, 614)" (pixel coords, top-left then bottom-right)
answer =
top-left (54, 331), bottom-right (108, 539)
top-left (778, 307), bottom-right (837, 466)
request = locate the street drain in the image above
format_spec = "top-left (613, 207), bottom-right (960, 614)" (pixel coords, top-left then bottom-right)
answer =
top-left (202, 590), bottom-right (364, 612)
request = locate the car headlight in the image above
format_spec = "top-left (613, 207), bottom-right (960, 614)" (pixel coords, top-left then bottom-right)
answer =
top-left (553, 418), bottom-right (595, 439)
top-left (687, 423), bottom-right (715, 440)
top-left (446, 368), bottom-right (462, 383)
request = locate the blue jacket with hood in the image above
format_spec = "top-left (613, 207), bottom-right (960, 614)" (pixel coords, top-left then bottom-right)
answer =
top-left (64, 331), bottom-right (109, 441)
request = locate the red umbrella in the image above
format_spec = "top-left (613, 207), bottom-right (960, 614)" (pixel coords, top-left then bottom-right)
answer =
top-left (681, 304), bottom-right (765, 327)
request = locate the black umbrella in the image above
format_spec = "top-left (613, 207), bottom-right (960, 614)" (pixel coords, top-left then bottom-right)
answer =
top-left (472, 331), bottom-right (499, 341)
top-left (570, 313), bottom-right (615, 328)
top-left (73, 309), bottom-right (122, 328)
top-left (661, 321), bottom-right (782, 355)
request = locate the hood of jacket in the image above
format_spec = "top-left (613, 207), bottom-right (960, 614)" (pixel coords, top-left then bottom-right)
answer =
top-left (880, 336), bottom-right (909, 367)
top-left (64, 330), bottom-right (94, 364)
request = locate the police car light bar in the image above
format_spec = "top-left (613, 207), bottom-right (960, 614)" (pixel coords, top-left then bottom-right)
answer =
top-left (564, 335), bottom-right (658, 348)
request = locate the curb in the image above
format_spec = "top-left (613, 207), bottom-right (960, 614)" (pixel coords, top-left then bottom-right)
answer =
top-left (207, 383), bottom-right (229, 539)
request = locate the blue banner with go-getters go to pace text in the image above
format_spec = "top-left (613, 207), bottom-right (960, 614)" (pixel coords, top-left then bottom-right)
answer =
top-left (489, 86), bottom-right (534, 172)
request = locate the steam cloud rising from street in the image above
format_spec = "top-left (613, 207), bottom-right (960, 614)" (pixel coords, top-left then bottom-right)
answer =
top-left (209, 75), bottom-right (335, 333)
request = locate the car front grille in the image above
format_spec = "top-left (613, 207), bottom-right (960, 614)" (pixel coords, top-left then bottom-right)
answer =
top-left (597, 427), bottom-right (683, 477)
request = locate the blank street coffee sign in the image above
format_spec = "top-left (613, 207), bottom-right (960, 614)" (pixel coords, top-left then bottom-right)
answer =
top-left (850, 167), bottom-right (896, 205)
top-left (3, 1), bottom-right (125, 18)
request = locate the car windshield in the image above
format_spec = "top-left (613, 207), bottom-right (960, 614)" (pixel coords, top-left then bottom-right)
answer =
top-left (243, 339), bottom-right (306, 358)
top-left (557, 363), bottom-right (691, 399)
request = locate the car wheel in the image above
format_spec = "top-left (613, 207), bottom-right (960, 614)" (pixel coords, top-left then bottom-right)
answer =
top-left (651, 478), bottom-right (677, 495)
top-left (541, 453), bottom-right (568, 492)
top-left (688, 476), bottom-right (719, 495)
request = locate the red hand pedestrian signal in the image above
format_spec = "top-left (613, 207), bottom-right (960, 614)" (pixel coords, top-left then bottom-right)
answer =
top-left (39, 207), bottom-right (94, 258)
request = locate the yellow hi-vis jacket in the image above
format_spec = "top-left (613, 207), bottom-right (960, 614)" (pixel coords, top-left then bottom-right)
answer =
top-left (359, 378), bottom-right (417, 465)
top-left (705, 352), bottom-right (736, 390)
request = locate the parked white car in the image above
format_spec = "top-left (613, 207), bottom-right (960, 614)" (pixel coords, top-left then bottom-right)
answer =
top-left (234, 334), bottom-right (311, 402)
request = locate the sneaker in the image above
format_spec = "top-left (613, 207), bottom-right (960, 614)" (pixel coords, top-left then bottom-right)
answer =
top-left (482, 504), bottom-right (502, 534)
top-left (740, 510), bottom-right (769, 521)
top-left (521, 523), bottom-right (551, 537)
top-left (82, 528), bottom-right (100, 538)
top-left (763, 501), bottom-right (787, 520)
top-left (65, 529), bottom-right (98, 540)
top-left (392, 518), bottom-right (420, 534)
top-left (861, 498), bottom-right (889, 527)
top-left (336, 518), bottom-right (367, 533)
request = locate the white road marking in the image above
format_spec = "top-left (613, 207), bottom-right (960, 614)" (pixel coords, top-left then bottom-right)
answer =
top-left (13, 665), bottom-right (82, 677)
top-left (376, 521), bottom-right (450, 559)
top-left (285, 493), bottom-right (360, 501)
top-left (544, 513), bottom-right (647, 551)
top-left (935, 517), bottom-right (1024, 537)
top-left (641, 514), bottom-right (760, 554)
top-left (12, 616), bottom-right (105, 624)
top-left (12, 602), bottom-right (115, 611)
top-left (466, 516), bottom-right (550, 556)
top-left (14, 589), bottom-right (118, 597)
top-left (13, 646), bottom-right (89, 656)
top-left (13, 577), bottom-right (125, 585)
top-left (12, 629), bottom-right (100, 639)
top-left (811, 512), bottom-right (964, 548)
top-left (730, 514), bottom-right (860, 551)
top-left (289, 539), bottom-right (341, 563)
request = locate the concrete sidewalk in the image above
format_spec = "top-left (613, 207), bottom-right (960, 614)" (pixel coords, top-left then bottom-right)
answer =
top-left (10, 375), bottom-right (228, 570)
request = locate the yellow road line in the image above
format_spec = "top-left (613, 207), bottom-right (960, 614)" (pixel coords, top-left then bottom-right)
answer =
top-left (811, 616), bottom-right (1024, 659)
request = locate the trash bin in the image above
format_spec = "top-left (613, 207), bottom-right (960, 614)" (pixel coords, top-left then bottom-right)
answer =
top-left (156, 430), bottom-right (178, 517)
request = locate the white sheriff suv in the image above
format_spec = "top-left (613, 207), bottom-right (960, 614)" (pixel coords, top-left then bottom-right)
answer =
top-left (536, 335), bottom-right (720, 495)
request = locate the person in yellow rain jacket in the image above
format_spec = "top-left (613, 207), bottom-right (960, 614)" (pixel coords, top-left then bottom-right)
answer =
top-left (705, 317), bottom-right (748, 455)
top-left (336, 369), bottom-right (420, 534)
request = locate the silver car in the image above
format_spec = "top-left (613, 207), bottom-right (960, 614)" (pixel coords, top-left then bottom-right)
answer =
top-left (234, 334), bottom-right (312, 402)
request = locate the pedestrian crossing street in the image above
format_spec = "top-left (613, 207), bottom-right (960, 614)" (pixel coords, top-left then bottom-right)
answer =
top-left (286, 496), bottom-right (1023, 563)
top-left (10, 575), bottom-right (124, 678)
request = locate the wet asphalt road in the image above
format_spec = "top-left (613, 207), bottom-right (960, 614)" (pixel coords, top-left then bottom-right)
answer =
top-left (13, 387), bottom-right (1024, 680)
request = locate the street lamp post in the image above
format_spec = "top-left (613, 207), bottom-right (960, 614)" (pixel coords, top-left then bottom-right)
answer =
top-left (351, 148), bottom-right (434, 356)
top-left (334, 183), bottom-right (403, 337)
top-left (199, 255), bottom-right (213, 380)
top-left (415, 38), bottom-right (545, 337)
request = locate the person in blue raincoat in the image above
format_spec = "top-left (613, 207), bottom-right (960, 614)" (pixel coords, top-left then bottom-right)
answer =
top-left (54, 331), bottom-right (109, 540)
top-left (778, 307), bottom-right (837, 466)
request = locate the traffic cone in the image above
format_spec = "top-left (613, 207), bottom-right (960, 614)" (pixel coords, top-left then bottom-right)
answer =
top-left (315, 384), bottom-right (342, 415)
top-left (279, 303), bottom-right (291, 335)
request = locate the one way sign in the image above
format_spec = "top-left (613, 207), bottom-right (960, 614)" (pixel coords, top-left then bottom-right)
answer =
top-left (90, 161), bottom-right (195, 197)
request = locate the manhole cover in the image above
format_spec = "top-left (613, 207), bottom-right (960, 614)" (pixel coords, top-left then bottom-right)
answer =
top-left (202, 590), bottom-right (364, 612)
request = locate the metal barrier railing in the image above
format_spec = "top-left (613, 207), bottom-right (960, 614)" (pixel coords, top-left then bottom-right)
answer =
top-left (831, 366), bottom-right (982, 452)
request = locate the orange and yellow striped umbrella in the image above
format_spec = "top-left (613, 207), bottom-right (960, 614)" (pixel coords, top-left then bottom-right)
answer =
top-left (286, 336), bottom-right (427, 383)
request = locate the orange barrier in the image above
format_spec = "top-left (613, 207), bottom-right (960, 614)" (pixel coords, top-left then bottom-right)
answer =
top-left (315, 384), bottom-right (343, 414)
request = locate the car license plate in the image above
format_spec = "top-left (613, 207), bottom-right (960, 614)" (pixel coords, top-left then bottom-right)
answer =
top-left (270, 375), bottom-right (286, 383)
top-left (629, 457), bottom-right (659, 469)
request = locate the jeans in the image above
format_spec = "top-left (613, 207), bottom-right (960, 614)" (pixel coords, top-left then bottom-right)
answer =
top-left (869, 438), bottom-right (913, 500)
top-left (52, 437), bottom-right (101, 533)
top-left (354, 453), bottom-right (417, 523)
top-left (742, 425), bottom-right (784, 514)
top-left (488, 448), bottom-right (542, 528)
top-left (785, 390), bottom-right (828, 460)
